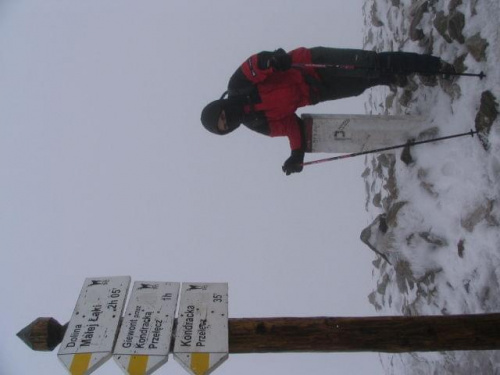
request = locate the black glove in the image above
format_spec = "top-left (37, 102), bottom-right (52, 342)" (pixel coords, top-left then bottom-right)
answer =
top-left (282, 150), bottom-right (304, 175)
top-left (270, 48), bottom-right (292, 71)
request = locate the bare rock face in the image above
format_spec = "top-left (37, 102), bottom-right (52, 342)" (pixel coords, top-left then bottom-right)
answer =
top-left (470, 0), bottom-right (479, 15)
top-left (447, 11), bottom-right (466, 43)
top-left (460, 199), bottom-right (499, 232)
top-left (433, 9), bottom-right (466, 44)
top-left (370, 1), bottom-right (384, 27)
top-left (399, 127), bottom-right (441, 166)
top-left (360, 214), bottom-right (394, 264)
top-left (433, 11), bottom-right (453, 43)
top-left (448, 0), bottom-right (463, 12)
top-left (400, 141), bottom-right (414, 165)
top-left (453, 53), bottom-right (468, 73)
top-left (414, 231), bottom-right (449, 250)
top-left (465, 33), bottom-right (489, 61)
top-left (386, 201), bottom-right (407, 227)
top-left (360, 200), bottom-right (408, 264)
top-left (409, 0), bottom-right (428, 41)
top-left (438, 79), bottom-right (461, 101)
top-left (475, 91), bottom-right (499, 150)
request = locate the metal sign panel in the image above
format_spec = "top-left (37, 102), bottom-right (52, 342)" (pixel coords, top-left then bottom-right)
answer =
top-left (303, 114), bottom-right (426, 153)
top-left (58, 276), bottom-right (131, 375)
top-left (113, 281), bottom-right (180, 375)
top-left (174, 283), bottom-right (228, 375)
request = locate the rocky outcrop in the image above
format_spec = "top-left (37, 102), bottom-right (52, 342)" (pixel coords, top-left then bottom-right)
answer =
top-left (361, 0), bottom-right (500, 372)
top-left (466, 33), bottom-right (489, 61)
top-left (475, 91), bottom-right (499, 150)
top-left (360, 214), bottom-right (394, 264)
top-left (460, 199), bottom-right (499, 231)
top-left (433, 9), bottom-right (466, 44)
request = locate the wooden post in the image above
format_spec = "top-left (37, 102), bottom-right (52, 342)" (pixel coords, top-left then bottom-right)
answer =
top-left (228, 315), bottom-right (500, 353)
top-left (19, 314), bottom-right (500, 353)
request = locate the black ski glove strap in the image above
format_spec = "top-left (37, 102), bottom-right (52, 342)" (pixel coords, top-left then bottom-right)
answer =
top-left (282, 150), bottom-right (305, 175)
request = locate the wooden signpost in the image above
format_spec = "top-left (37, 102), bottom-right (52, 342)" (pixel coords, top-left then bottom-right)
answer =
top-left (113, 281), bottom-right (180, 375)
top-left (17, 277), bottom-right (500, 375)
top-left (173, 283), bottom-right (229, 375)
top-left (57, 276), bottom-right (131, 375)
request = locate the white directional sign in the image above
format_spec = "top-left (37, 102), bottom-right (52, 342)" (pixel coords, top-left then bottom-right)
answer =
top-left (58, 276), bottom-right (131, 375)
top-left (174, 283), bottom-right (228, 375)
top-left (113, 281), bottom-right (180, 375)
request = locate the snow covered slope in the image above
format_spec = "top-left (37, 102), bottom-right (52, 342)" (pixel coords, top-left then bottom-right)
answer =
top-left (360, 0), bottom-right (500, 373)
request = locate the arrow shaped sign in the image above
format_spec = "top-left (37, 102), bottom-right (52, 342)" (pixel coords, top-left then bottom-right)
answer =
top-left (173, 283), bottom-right (228, 375)
top-left (58, 276), bottom-right (131, 375)
top-left (113, 281), bottom-right (180, 375)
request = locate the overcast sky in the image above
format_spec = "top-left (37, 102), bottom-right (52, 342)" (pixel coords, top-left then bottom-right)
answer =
top-left (0, 1), bottom-right (384, 374)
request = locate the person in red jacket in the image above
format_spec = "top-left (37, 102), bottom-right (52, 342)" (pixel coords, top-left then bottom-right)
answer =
top-left (201, 47), bottom-right (454, 175)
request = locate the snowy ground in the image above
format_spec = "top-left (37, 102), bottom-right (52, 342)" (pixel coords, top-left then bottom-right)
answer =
top-left (361, 0), bottom-right (500, 373)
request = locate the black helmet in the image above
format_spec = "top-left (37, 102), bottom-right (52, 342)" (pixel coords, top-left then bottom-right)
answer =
top-left (201, 92), bottom-right (242, 135)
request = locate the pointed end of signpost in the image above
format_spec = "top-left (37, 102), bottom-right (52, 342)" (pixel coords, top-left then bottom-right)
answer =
top-left (16, 325), bottom-right (32, 348)
top-left (17, 317), bottom-right (66, 351)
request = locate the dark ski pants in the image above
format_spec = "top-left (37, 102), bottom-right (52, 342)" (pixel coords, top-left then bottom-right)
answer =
top-left (309, 47), bottom-right (441, 102)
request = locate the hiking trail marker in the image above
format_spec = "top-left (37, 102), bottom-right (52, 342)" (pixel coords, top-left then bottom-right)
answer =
top-left (19, 277), bottom-right (500, 374)
top-left (113, 281), bottom-right (180, 375)
top-left (57, 276), bottom-right (131, 375)
top-left (173, 283), bottom-right (229, 375)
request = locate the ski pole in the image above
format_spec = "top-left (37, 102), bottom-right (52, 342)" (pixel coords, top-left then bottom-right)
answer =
top-left (292, 63), bottom-right (486, 79)
top-left (302, 129), bottom-right (478, 167)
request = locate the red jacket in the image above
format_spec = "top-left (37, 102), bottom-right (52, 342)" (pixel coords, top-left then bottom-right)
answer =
top-left (228, 48), bottom-right (320, 151)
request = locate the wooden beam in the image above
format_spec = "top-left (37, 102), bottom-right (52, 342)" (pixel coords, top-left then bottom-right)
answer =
top-left (228, 314), bottom-right (500, 353)
top-left (18, 314), bottom-right (500, 353)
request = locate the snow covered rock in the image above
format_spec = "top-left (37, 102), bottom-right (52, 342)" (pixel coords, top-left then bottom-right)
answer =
top-left (361, 0), bottom-right (500, 372)
top-left (360, 213), bottom-right (394, 264)
top-left (465, 33), bottom-right (489, 61)
top-left (475, 90), bottom-right (499, 149)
